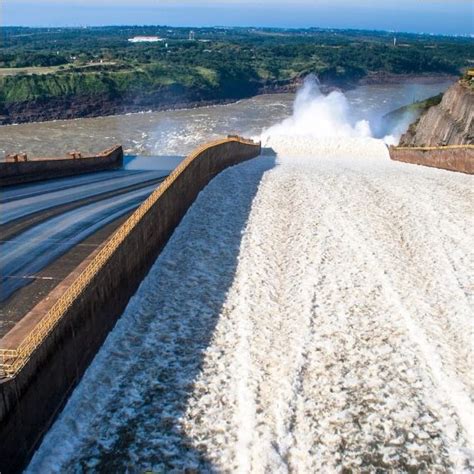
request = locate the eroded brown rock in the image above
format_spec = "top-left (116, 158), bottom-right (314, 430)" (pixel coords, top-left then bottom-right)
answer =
top-left (400, 81), bottom-right (473, 147)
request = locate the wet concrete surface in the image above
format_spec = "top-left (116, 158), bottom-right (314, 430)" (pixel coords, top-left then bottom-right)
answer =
top-left (0, 175), bottom-right (165, 242)
top-left (0, 170), bottom-right (167, 338)
top-left (0, 213), bottom-right (131, 338)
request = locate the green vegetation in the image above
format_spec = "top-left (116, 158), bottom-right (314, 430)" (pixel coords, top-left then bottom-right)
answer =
top-left (0, 65), bottom-right (222, 103)
top-left (462, 69), bottom-right (474, 89)
top-left (390, 93), bottom-right (444, 117)
top-left (0, 26), bottom-right (472, 122)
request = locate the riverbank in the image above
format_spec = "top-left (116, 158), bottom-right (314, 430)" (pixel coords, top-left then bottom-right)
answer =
top-left (359, 72), bottom-right (457, 86)
top-left (0, 89), bottom-right (257, 126)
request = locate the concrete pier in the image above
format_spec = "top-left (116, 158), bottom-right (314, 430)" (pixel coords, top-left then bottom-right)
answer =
top-left (0, 145), bottom-right (124, 186)
top-left (388, 145), bottom-right (474, 174)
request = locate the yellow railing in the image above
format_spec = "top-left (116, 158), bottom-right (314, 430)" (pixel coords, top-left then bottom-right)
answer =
top-left (392, 144), bottom-right (474, 151)
top-left (0, 136), bottom-right (259, 378)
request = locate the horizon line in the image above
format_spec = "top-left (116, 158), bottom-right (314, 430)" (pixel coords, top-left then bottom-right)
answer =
top-left (2, 24), bottom-right (473, 39)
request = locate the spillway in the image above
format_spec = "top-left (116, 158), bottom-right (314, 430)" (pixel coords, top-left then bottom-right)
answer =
top-left (27, 137), bottom-right (474, 472)
top-left (0, 170), bottom-right (167, 304)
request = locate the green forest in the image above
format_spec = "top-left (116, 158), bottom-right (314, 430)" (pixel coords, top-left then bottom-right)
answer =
top-left (0, 26), bottom-right (472, 123)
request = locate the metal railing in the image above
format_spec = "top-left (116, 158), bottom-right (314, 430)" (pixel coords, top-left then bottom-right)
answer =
top-left (0, 136), bottom-right (260, 378)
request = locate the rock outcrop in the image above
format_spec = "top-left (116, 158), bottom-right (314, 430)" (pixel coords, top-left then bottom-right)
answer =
top-left (399, 80), bottom-right (473, 146)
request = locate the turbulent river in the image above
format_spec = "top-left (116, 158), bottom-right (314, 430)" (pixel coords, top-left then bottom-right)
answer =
top-left (12, 78), bottom-right (474, 472)
top-left (0, 80), bottom-right (452, 159)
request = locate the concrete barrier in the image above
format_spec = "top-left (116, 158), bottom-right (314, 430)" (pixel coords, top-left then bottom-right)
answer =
top-left (0, 136), bottom-right (261, 473)
top-left (388, 145), bottom-right (474, 174)
top-left (0, 145), bottom-right (124, 186)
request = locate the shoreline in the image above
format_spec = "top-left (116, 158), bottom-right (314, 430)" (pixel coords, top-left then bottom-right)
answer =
top-left (359, 72), bottom-right (457, 86)
top-left (0, 73), bottom-right (457, 128)
top-left (0, 97), bottom-right (245, 128)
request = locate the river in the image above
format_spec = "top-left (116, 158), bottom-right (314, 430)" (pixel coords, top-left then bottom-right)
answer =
top-left (0, 79), bottom-right (452, 161)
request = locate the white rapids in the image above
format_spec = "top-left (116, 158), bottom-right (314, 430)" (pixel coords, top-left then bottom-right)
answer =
top-left (27, 135), bottom-right (474, 473)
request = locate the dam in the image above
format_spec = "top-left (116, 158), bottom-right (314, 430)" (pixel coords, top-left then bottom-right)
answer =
top-left (0, 137), bottom-right (261, 473)
top-left (1, 78), bottom-right (473, 472)
top-left (20, 135), bottom-right (473, 472)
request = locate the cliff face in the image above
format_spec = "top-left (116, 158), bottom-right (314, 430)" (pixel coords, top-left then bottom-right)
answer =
top-left (399, 81), bottom-right (473, 146)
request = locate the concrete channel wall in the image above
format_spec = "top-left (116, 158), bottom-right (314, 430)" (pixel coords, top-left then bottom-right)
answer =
top-left (0, 137), bottom-right (261, 473)
top-left (388, 145), bottom-right (474, 174)
top-left (0, 145), bottom-right (124, 186)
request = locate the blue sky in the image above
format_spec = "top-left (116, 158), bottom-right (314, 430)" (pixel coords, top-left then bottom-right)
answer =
top-left (3, 1), bottom-right (473, 36)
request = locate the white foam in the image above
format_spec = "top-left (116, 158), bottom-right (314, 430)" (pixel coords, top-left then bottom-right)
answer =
top-left (259, 75), bottom-right (391, 161)
top-left (261, 75), bottom-right (372, 145)
top-left (262, 135), bottom-right (388, 162)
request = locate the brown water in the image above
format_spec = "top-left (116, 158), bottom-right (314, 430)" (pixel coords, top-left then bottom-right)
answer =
top-left (0, 80), bottom-right (453, 159)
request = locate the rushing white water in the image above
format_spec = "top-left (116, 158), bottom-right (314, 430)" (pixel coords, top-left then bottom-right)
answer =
top-left (27, 83), bottom-right (473, 473)
top-left (260, 75), bottom-right (411, 150)
top-left (382, 108), bottom-right (418, 146)
top-left (262, 75), bottom-right (372, 145)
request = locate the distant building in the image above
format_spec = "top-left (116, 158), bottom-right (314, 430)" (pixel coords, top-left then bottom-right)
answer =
top-left (128, 36), bottom-right (165, 43)
top-left (189, 30), bottom-right (196, 41)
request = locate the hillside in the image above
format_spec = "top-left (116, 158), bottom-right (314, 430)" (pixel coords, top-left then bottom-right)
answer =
top-left (399, 77), bottom-right (474, 146)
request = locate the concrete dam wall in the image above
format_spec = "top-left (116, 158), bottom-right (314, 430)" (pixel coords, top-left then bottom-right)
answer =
top-left (0, 145), bottom-right (123, 186)
top-left (0, 137), bottom-right (261, 473)
top-left (388, 145), bottom-right (474, 174)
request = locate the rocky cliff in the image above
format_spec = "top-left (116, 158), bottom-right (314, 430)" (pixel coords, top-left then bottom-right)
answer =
top-left (399, 80), bottom-right (473, 146)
